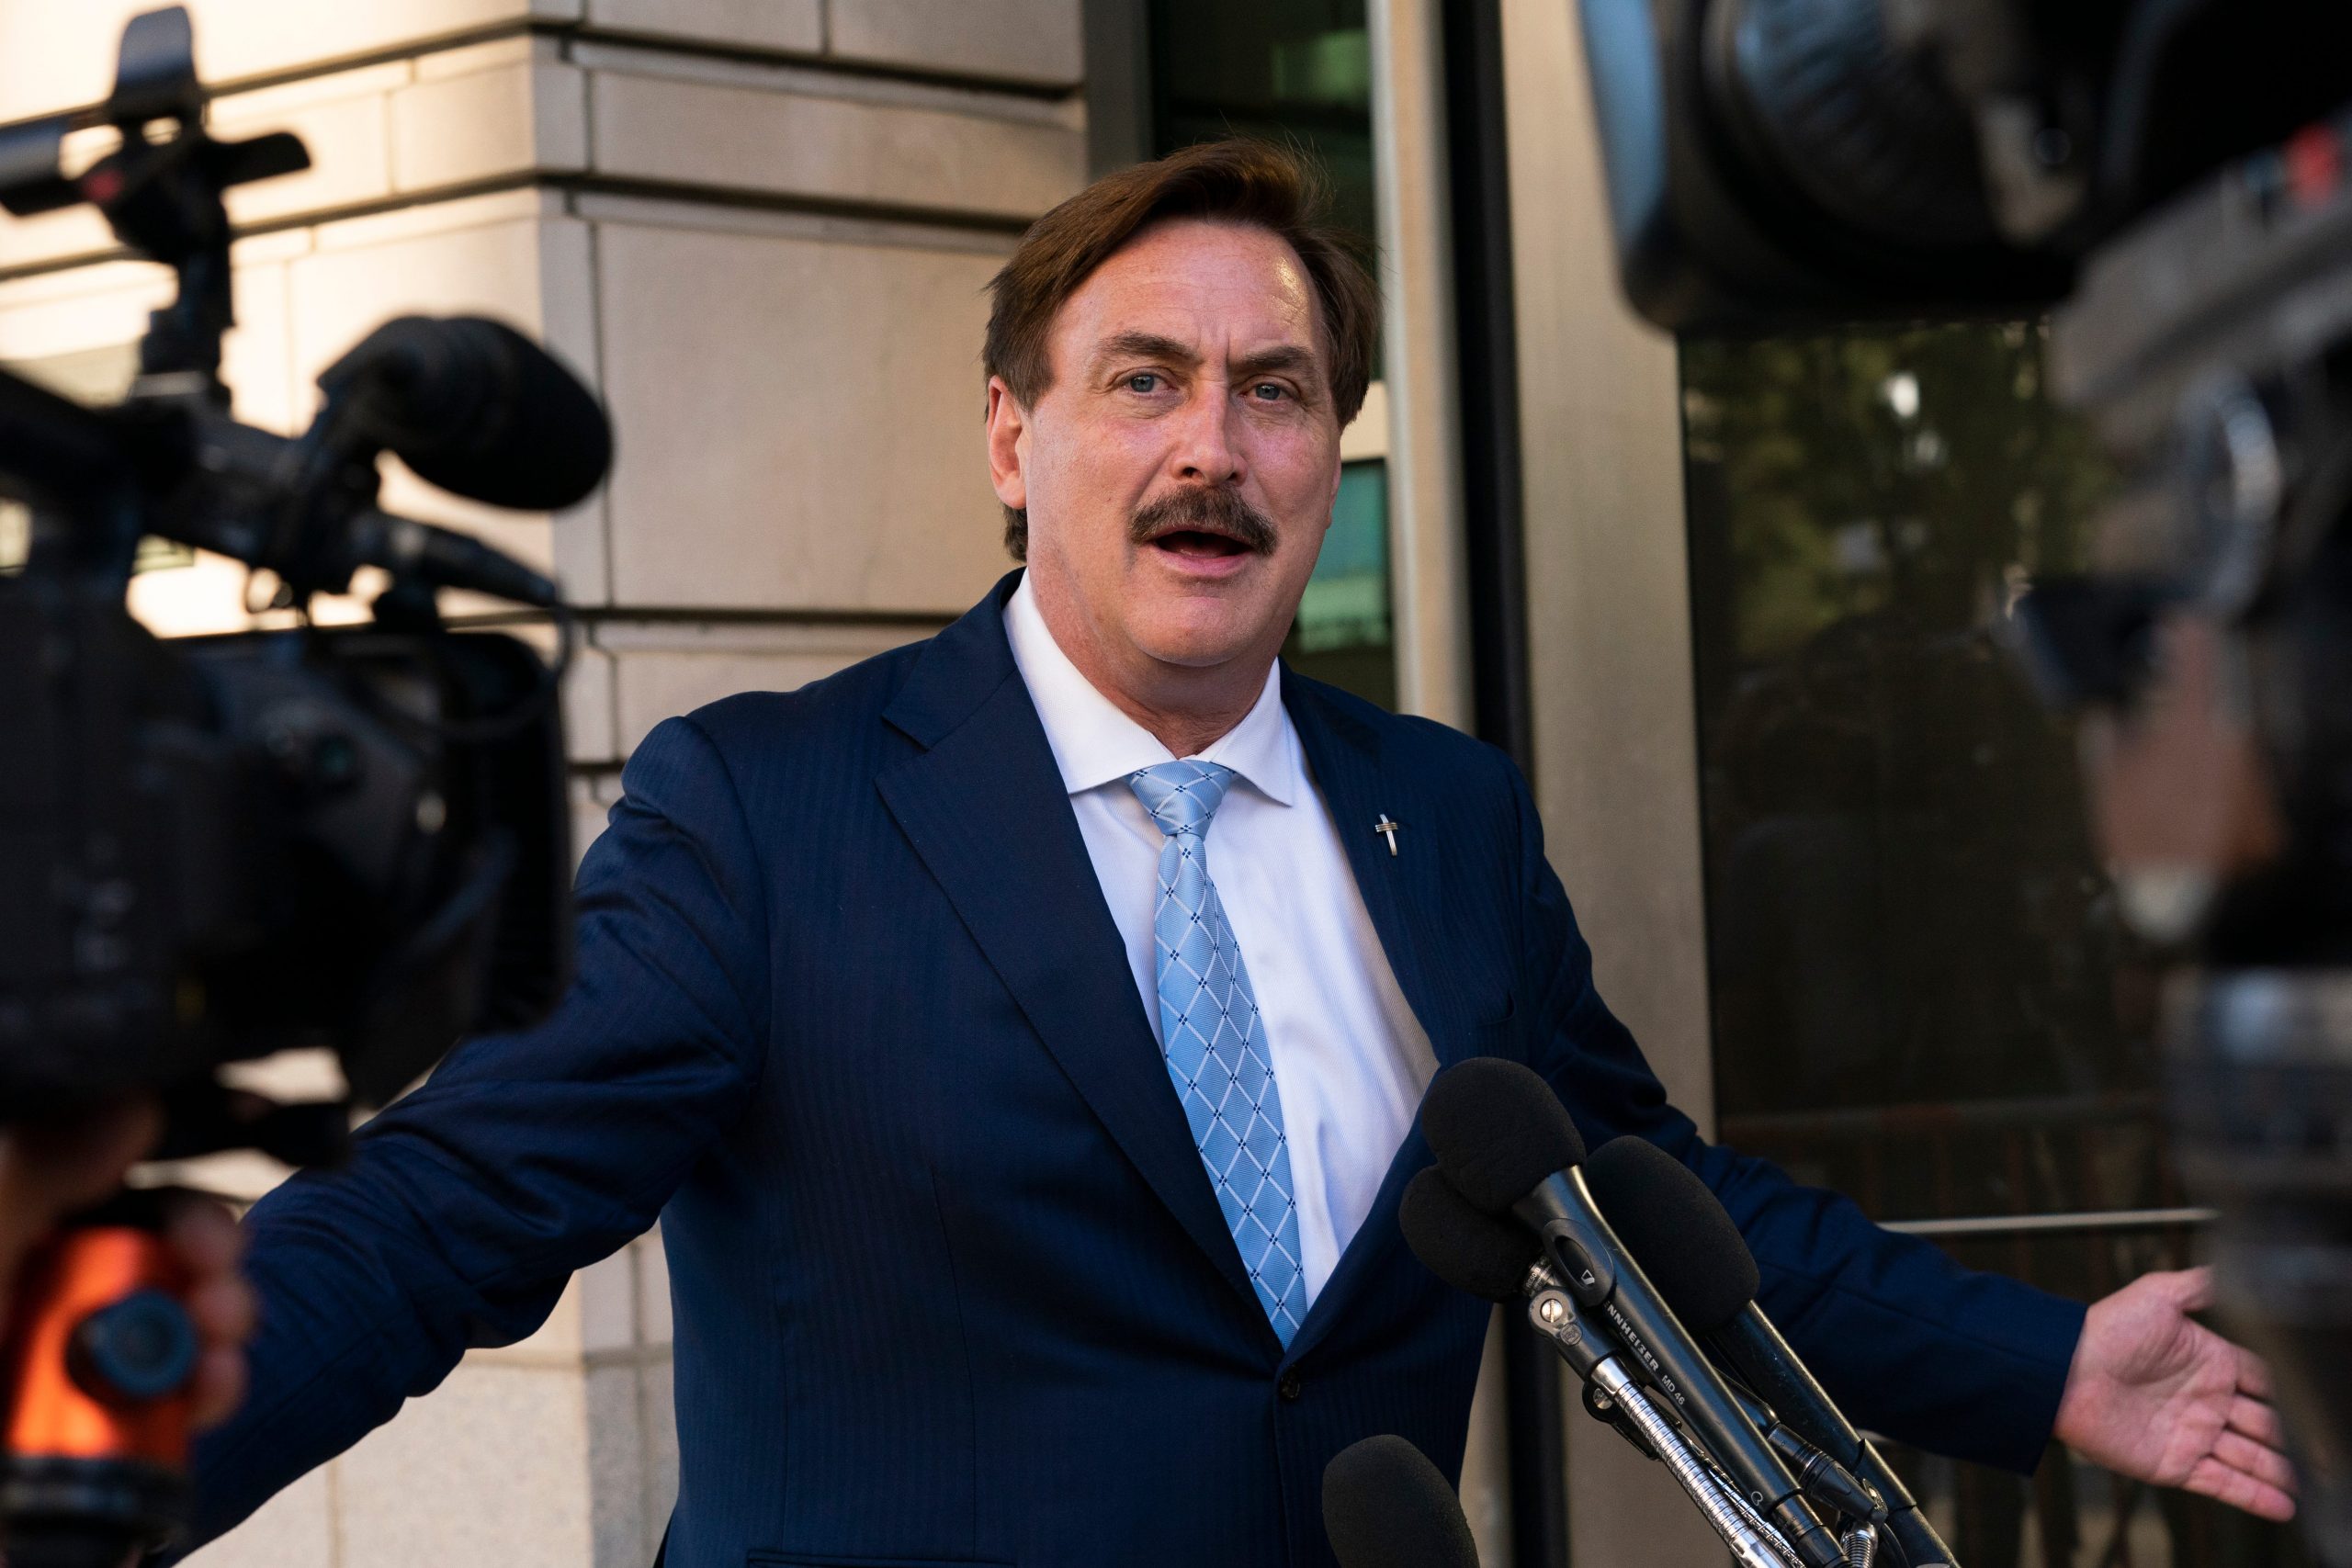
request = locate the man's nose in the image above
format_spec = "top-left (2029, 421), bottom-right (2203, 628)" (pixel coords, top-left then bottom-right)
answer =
top-left (1170, 384), bottom-right (1246, 487)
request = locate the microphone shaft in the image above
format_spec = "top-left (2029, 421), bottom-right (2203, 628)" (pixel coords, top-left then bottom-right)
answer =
top-left (1714, 1305), bottom-right (1957, 1568)
top-left (1517, 1171), bottom-right (1845, 1568)
top-left (1527, 1275), bottom-right (1802, 1568)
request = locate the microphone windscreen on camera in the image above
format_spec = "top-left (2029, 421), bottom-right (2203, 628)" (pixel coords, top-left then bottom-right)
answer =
top-left (322, 315), bottom-right (613, 512)
top-left (1400, 1166), bottom-right (1542, 1301)
top-left (1418, 1057), bottom-right (1587, 1213)
top-left (1322, 1435), bottom-right (1480, 1568)
top-left (1581, 1135), bottom-right (1758, 1332)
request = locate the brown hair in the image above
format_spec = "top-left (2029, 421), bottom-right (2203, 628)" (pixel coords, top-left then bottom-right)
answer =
top-left (984, 138), bottom-right (1378, 560)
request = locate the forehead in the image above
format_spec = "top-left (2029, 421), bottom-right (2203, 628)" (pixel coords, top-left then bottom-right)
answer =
top-left (1047, 218), bottom-right (1323, 367)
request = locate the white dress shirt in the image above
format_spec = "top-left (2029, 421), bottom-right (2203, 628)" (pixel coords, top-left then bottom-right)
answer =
top-left (1002, 576), bottom-right (1438, 1305)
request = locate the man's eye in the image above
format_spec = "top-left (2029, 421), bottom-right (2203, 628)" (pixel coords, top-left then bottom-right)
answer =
top-left (1125, 372), bottom-right (1161, 393)
top-left (1250, 382), bottom-right (1289, 401)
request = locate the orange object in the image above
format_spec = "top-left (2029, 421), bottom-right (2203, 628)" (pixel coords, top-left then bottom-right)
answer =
top-left (2, 1224), bottom-right (192, 1469)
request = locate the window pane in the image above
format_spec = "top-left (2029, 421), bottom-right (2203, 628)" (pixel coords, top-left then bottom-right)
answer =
top-left (1688, 322), bottom-right (2152, 1223)
top-left (1286, 458), bottom-right (1395, 709)
top-left (1148, 0), bottom-right (1376, 267)
top-left (1685, 324), bottom-right (2302, 1568)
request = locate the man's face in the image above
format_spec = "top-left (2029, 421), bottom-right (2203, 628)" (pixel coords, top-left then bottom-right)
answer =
top-left (988, 219), bottom-right (1344, 683)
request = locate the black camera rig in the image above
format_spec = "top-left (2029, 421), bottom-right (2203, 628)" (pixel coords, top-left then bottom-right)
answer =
top-left (0, 9), bottom-right (603, 1564)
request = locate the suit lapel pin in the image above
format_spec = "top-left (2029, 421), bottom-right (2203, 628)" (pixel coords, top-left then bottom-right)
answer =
top-left (1373, 815), bottom-right (1402, 857)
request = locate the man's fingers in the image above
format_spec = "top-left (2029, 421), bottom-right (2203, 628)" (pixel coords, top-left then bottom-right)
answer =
top-left (2228, 1393), bottom-right (2287, 1449)
top-left (2236, 1346), bottom-right (2277, 1401)
top-left (188, 1343), bottom-right (248, 1432)
top-left (2168, 1265), bottom-right (2215, 1314)
top-left (186, 1272), bottom-right (258, 1347)
top-left (164, 1192), bottom-right (244, 1276)
top-left (2184, 1456), bottom-right (2299, 1523)
top-left (2212, 1429), bottom-right (2300, 1496)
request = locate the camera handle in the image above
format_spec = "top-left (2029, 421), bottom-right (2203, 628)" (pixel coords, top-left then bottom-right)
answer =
top-left (0, 1189), bottom-right (203, 1568)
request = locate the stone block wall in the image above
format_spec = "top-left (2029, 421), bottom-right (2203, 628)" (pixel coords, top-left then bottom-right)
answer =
top-left (0, 4), bottom-right (1085, 1562)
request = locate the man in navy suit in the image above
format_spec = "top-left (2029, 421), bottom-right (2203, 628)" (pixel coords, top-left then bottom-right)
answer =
top-left (184, 140), bottom-right (2293, 1566)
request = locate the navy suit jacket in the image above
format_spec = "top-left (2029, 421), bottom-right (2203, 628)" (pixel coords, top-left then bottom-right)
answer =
top-left (188, 574), bottom-right (2086, 1567)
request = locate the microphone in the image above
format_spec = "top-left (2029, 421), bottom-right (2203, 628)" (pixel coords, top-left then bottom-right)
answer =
top-left (1401, 1163), bottom-right (1882, 1529)
top-left (315, 316), bottom-right (612, 512)
top-left (1322, 1435), bottom-right (1479, 1568)
top-left (1399, 1165), bottom-right (1543, 1303)
top-left (1419, 1059), bottom-right (1845, 1568)
top-left (1401, 1164), bottom-right (1827, 1568)
top-left (1584, 1134), bottom-right (1961, 1568)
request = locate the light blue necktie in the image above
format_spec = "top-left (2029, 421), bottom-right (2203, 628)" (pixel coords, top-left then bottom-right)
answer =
top-left (1126, 760), bottom-right (1306, 1345)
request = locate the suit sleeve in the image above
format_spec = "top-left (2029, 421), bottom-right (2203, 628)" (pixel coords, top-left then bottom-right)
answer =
top-left (1499, 755), bottom-right (2085, 1475)
top-left (184, 716), bottom-right (773, 1545)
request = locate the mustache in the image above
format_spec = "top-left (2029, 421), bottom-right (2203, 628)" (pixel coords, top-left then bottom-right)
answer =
top-left (1128, 487), bottom-right (1278, 555)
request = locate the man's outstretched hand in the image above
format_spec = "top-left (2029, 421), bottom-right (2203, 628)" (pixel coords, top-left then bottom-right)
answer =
top-left (0, 1105), bottom-right (254, 1429)
top-left (2054, 1267), bottom-right (2297, 1522)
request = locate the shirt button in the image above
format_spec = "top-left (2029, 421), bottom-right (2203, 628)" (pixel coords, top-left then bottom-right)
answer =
top-left (1278, 1371), bottom-right (1303, 1403)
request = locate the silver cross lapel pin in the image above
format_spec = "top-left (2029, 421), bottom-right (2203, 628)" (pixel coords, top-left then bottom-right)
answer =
top-left (1373, 815), bottom-right (1402, 856)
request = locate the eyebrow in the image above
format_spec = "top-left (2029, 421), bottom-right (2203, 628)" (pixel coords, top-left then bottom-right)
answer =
top-left (1091, 332), bottom-right (1323, 383)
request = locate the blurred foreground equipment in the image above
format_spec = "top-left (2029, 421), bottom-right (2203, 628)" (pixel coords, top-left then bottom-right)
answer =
top-left (1577, 0), bottom-right (2352, 1559)
top-left (0, 10), bottom-right (603, 1563)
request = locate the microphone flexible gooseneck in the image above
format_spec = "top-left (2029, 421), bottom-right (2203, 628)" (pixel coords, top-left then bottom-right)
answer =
top-left (1418, 1060), bottom-right (1847, 1568)
top-left (1322, 1434), bottom-right (1481, 1568)
top-left (1583, 1134), bottom-right (1962, 1568)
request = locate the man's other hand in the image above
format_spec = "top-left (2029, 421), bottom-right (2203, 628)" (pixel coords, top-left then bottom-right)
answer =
top-left (0, 1106), bottom-right (254, 1428)
top-left (2054, 1266), bottom-right (2297, 1521)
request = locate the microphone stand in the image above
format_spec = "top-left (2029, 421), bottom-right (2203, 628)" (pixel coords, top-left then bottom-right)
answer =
top-left (1520, 1263), bottom-right (1879, 1568)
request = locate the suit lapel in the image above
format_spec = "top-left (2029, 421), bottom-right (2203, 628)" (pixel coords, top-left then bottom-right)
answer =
top-left (1281, 676), bottom-right (1480, 1360)
top-left (1283, 673), bottom-right (1476, 1076)
top-left (876, 577), bottom-right (1271, 1336)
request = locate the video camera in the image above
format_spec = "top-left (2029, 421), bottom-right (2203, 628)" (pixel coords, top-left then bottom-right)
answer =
top-left (0, 9), bottom-right (601, 1563)
top-left (1576, 0), bottom-right (2352, 1559)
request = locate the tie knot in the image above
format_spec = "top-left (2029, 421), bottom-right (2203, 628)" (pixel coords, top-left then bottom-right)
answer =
top-left (1127, 759), bottom-right (1236, 838)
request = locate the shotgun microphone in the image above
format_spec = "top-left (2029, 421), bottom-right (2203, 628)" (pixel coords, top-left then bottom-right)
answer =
top-left (1583, 1134), bottom-right (1962, 1568)
top-left (1418, 1060), bottom-right (1845, 1568)
top-left (1322, 1435), bottom-right (1480, 1568)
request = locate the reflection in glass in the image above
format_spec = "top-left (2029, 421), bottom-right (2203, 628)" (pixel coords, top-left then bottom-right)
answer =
top-left (1148, 0), bottom-right (1376, 271)
top-left (1686, 323), bottom-right (2301, 1568)
top-left (1689, 322), bottom-right (2142, 1222)
top-left (1287, 458), bottom-right (1394, 709)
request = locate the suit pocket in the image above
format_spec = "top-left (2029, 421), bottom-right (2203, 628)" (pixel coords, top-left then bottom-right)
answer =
top-left (748, 1553), bottom-right (1014, 1568)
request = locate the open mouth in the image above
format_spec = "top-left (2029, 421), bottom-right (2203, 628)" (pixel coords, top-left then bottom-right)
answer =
top-left (1148, 527), bottom-right (1254, 558)
top-left (1129, 488), bottom-right (1278, 561)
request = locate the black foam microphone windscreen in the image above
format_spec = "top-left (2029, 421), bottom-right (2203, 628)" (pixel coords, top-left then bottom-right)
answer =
top-left (1418, 1057), bottom-right (1586, 1213)
top-left (1322, 1435), bottom-right (1480, 1568)
top-left (319, 315), bottom-right (612, 512)
top-left (1582, 1135), bottom-right (1758, 1332)
top-left (1400, 1166), bottom-right (1542, 1301)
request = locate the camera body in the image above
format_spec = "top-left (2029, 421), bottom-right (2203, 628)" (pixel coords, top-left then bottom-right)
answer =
top-left (0, 14), bottom-right (599, 1558)
top-left (0, 9), bottom-right (599, 1134)
top-left (0, 589), bottom-right (571, 1119)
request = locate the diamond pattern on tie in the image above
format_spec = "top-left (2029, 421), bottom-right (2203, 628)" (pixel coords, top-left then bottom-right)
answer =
top-left (1127, 760), bottom-right (1307, 1345)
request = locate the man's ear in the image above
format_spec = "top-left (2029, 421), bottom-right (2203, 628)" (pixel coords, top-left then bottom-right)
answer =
top-left (986, 377), bottom-right (1028, 513)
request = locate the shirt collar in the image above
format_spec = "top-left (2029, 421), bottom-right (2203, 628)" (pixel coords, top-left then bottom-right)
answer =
top-left (1003, 572), bottom-right (1296, 807)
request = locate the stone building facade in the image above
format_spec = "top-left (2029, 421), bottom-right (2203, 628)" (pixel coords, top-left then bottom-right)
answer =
top-left (0, 5), bottom-right (1715, 1565)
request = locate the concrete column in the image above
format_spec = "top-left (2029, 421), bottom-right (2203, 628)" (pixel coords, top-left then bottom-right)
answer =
top-left (1498, 3), bottom-right (1723, 1566)
top-left (1367, 0), bottom-right (1474, 731)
